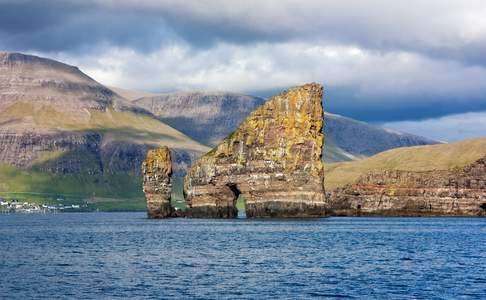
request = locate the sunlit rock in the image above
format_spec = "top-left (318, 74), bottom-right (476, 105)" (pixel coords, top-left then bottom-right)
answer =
top-left (184, 83), bottom-right (327, 218)
top-left (142, 146), bottom-right (172, 218)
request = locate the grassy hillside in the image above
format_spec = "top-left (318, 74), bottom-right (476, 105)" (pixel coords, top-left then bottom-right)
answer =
top-left (324, 138), bottom-right (486, 190)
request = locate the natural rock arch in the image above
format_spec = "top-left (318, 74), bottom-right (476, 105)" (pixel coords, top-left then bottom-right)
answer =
top-left (184, 83), bottom-right (327, 218)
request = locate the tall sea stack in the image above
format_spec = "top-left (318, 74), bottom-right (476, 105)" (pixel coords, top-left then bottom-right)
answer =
top-left (184, 83), bottom-right (327, 218)
top-left (142, 146), bottom-right (173, 218)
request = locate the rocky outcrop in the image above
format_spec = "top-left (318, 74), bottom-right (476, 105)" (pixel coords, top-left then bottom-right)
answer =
top-left (328, 157), bottom-right (486, 216)
top-left (184, 83), bottom-right (327, 218)
top-left (142, 147), bottom-right (173, 218)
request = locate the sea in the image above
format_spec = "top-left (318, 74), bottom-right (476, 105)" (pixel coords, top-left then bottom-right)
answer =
top-left (1, 213), bottom-right (485, 299)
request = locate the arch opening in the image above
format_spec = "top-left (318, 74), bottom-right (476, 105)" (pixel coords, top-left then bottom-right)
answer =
top-left (227, 183), bottom-right (246, 218)
top-left (171, 176), bottom-right (187, 212)
top-left (480, 203), bottom-right (486, 210)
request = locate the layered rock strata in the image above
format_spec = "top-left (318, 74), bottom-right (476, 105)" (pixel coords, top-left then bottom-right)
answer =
top-left (184, 83), bottom-right (327, 218)
top-left (142, 147), bottom-right (173, 218)
top-left (0, 130), bottom-right (198, 176)
top-left (328, 157), bottom-right (486, 216)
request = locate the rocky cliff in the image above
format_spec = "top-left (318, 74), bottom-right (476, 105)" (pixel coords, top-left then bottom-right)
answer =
top-left (184, 83), bottom-right (327, 218)
top-left (142, 147), bottom-right (173, 218)
top-left (328, 155), bottom-right (486, 216)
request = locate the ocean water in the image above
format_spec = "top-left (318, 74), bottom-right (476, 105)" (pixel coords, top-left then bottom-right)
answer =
top-left (1, 213), bottom-right (485, 299)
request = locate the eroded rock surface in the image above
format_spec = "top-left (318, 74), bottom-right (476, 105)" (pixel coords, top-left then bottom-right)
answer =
top-left (328, 157), bottom-right (486, 216)
top-left (142, 146), bottom-right (173, 218)
top-left (184, 83), bottom-right (326, 218)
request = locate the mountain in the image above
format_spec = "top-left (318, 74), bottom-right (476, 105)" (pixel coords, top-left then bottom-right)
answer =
top-left (0, 52), bottom-right (209, 209)
top-left (133, 91), bottom-right (266, 146)
top-left (108, 86), bottom-right (157, 102)
top-left (323, 112), bottom-right (439, 161)
top-left (132, 90), bottom-right (439, 161)
top-left (324, 137), bottom-right (486, 190)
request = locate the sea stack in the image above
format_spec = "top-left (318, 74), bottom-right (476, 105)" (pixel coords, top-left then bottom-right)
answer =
top-left (142, 146), bottom-right (173, 218)
top-left (184, 83), bottom-right (327, 218)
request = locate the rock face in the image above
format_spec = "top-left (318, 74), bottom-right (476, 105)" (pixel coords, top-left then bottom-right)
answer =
top-left (184, 83), bottom-right (327, 218)
top-left (329, 157), bottom-right (486, 216)
top-left (142, 147), bottom-right (173, 218)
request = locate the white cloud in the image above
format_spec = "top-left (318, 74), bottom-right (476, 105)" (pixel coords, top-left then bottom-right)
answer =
top-left (384, 111), bottom-right (486, 142)
top-left (43, 41), bottom-right (486, 102)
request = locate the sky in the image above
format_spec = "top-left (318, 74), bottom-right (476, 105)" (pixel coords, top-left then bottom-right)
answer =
top-left (0, 0), bottom-right (485, 141)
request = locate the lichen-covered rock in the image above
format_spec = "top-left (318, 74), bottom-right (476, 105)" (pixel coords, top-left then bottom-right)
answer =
top-left (328, 157), bottom-right (486, 216)
top-left (142, 146), bottom-right (172, 218)
top-left (184, 83), bottom-right (326, 218)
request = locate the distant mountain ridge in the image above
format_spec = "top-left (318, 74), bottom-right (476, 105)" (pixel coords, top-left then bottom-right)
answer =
top-left (324, 112), bottom-right (439, 161)
top-left (131, 90), bottom-right (439, 162)
top-left (0, 52), bottom-right (147, 118)
top-left (133, 91), bottom-right (266, 146)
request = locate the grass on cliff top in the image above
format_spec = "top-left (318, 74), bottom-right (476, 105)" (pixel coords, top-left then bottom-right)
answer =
top-left (324, 137), bottom-right (486, 191)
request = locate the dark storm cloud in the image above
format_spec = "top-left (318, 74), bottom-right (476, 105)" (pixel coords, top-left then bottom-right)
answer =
top-left (0, 0), bottom-right (179, 52)
top-left (0, 0), bottom-right (282, 52)
top-left (1, 0), bottom-right (486, 65)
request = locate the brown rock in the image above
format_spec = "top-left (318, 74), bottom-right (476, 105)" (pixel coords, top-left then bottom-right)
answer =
top-left (328, 156), bottom-right (486, 216)
top-left (184, 83), bottom-right (327, 218)
top-left (142, 146), bottom-right (173, 218)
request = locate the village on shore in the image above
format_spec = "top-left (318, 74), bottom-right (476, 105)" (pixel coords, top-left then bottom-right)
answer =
top-left (0, 198), bottom-right (87, 213)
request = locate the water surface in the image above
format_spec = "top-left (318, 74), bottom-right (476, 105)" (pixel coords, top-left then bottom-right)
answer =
top-left (1, 213), bottom-right (485, 299)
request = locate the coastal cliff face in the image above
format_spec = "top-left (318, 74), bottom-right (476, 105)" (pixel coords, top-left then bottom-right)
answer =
top-left (184, 83), bottom-right (326, 218)
top-left (328, 157), bottom-right (486, 216)
top-left (142, 147), bottom-right (173, 218)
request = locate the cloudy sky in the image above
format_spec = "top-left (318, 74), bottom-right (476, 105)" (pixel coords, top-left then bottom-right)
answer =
top-left (1, 0), bottom-right (485, 141)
